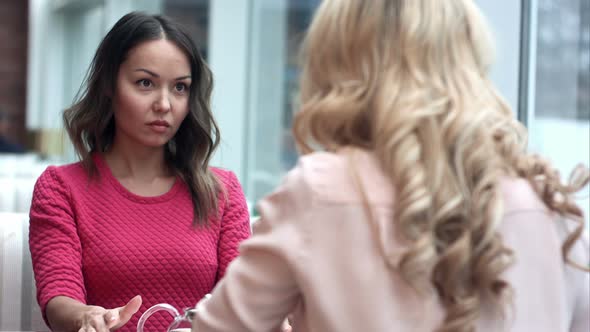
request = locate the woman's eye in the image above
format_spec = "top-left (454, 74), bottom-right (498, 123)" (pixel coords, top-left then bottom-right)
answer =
top-left (175, 83), bottom-right (188, 93)
top-left (137, 79), bottom-right (152, 88)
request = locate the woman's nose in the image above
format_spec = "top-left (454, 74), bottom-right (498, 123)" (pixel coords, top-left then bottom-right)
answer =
top-left (153, 91), bottom-right (171, 112)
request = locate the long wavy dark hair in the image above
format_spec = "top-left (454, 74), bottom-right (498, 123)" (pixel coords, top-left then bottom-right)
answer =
top-left (63, 12), bottom-right (221, 225)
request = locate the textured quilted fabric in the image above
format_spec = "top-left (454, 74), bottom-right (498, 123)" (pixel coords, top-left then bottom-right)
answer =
top-left (28, 154), bottom-right (251, 332)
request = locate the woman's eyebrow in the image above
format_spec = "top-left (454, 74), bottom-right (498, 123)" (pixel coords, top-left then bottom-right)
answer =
top-left (134, 68), bottom-right (190, 81)
top-left (134, 68), bottom-right (159, 77)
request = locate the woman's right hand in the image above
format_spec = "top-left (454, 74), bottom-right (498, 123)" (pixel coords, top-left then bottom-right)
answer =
top-left (76, 295), bottom-right (142, 332)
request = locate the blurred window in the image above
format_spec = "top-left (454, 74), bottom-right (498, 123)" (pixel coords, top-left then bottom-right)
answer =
top-left (245, 0), bottom-right (320, 206)
top-left (524, 0), bottom-right (590, 221)
top-left (163, 0), bottom-right (210, 59)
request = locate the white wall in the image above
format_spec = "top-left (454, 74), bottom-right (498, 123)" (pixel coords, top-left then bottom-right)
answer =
top-left (244, 0), bottom-right (287, 203)
top-left (476, 0), bottom-right (522, 114)
top-left (27, 0), bottom-right (67, 130)
top-left (207, 0), bottom-right (252, 183)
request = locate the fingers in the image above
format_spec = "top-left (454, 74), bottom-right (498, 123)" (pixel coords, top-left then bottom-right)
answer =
top-left (103, 310), bottom-right (118, 329)
top-left (119, 295), bottom-right (142, 322)
top-left (77, 306), bottom-right (111, 332)
top-left (77, 298), bottom-right (141, 332)
top-left (80, 315), bottom-right (109, 332)
top-left (108, 295), bottom-right (142, 330)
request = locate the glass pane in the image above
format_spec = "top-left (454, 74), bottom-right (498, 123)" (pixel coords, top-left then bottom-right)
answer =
top-left (64, 6), bottom-right (106, 112)
top-left (163, 0), bottom-right (210, 59)
top-left (534, 0), bottom-right (589, 120)
top-left (61, 6), bottom-right (106, 161)
top-left (246, 0), bottom-right (321, 207)
top-left (528, 0), bottom-right (590, 221)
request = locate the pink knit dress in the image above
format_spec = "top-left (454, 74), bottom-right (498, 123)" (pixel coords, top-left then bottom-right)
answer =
top-left (29, 154), bottom-right (251, 332)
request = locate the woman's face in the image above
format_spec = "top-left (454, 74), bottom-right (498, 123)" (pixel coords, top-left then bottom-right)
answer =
top-left (112, 38), bottom-right (192, 149)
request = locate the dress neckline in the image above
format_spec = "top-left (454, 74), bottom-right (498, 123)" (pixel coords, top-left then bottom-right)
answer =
top-left (92, 153), bottom-right (184, 204)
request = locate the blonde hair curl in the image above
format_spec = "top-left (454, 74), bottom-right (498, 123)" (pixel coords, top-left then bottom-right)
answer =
top-left (294, 1), bottom-right (589, 331)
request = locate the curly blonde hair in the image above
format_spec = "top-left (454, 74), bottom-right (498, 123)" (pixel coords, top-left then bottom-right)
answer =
top-left (294, 1), bottom-right (589, 331)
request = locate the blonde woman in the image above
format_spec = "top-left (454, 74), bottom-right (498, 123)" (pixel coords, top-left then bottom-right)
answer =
top-left (191, 0), bottom-right (589, 331)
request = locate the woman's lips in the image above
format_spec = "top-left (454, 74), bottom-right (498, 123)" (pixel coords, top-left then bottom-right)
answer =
top-left (147, 120), bottom-right (170, 133)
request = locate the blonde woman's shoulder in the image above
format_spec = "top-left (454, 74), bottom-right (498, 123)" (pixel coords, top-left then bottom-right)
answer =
top-left (498, 176), bottom-right (549, 215)
top-left (296, 148), bottom-right (393, 205)
top-left (294, 151), bottom-right (349, 199)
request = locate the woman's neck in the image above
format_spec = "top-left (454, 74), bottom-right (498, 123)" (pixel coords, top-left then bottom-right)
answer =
top-left (104, 142), bottom-right (171, 183)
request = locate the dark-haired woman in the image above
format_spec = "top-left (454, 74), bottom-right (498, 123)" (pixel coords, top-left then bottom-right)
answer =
top-left (28, 12), bottom-right (250, 332)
